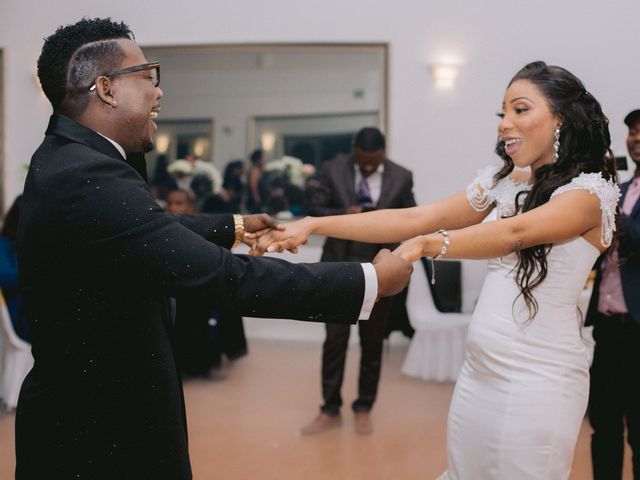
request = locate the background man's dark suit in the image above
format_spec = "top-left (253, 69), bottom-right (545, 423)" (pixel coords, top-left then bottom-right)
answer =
top-left (15, 115), bottom-right (369, 479)
top-left (586, 175), bottom-right (640, 479)
top-left (308, 153), bottom-right (416, 417)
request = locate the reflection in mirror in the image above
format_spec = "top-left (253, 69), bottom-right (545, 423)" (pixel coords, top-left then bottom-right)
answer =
top-left (142, 44), bottom-right (386, 215)
top-left (149, 119), bottom-right (216, 199)
top-left (250, 112), bottom-right (378, 168)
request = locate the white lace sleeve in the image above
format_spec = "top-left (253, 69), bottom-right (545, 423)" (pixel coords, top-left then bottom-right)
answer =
top-left (550, 172), bottom-right (621, 247)
top-left (466, 164), bottom-right (501, 211)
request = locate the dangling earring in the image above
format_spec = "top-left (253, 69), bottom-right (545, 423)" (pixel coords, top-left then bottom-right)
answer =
top-left (553, 128), bottom-right (561, 163)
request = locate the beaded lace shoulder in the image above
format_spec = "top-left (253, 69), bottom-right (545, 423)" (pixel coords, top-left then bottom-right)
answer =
top-left (466, 164), bottom-right (530, 217)
top-left (550, 172), bottom-right (621, 247)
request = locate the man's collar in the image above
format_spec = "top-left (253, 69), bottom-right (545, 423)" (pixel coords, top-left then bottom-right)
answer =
top-left (45, 114), bottom-right (148, 181)
top-left (96, 132), bottom-right (126, 160)
top-left (46, 114), bottom-right (126, 162)
top-left (352, 161), bottom-right (385, 176)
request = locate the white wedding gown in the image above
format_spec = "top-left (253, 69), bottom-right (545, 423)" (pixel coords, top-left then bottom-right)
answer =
top-left (438, 166), bottom-right (620, 480)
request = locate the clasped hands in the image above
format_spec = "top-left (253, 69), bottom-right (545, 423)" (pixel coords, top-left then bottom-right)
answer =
top-left (245, 216), bottom-right (428, 263)
top-left (242, 216), bottom-right (434, 299)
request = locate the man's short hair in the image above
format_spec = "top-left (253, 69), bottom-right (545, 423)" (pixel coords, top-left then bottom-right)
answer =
top-left (354, 127), bottom-right (385, 152)
top-left (624, 109), bottom-right (640, 127)
top-left (37, 17), bottom-right (133, 111)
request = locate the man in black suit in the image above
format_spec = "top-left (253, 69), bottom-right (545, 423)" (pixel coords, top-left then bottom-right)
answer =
top-left (586, 109), bottom-right (640, 479)
top-left (15, 19), bottom-right (412, 479)
top-left (300, 127), bottom-right (416, 435)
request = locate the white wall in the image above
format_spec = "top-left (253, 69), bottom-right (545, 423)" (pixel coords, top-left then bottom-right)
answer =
top-left (2, 0), bottom-right (639, 207)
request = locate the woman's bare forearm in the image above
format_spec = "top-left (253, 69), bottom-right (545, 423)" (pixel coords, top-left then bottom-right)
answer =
top-left (306, 207), bottom-right (427, 243)
top-left (306, 190), bottom-right (490, 243)
top-left (402, 190), bottom-right (602, 261)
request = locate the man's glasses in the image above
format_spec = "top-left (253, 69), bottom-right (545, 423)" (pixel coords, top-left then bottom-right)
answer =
top-left (89, 62), bottom-right (160, 91)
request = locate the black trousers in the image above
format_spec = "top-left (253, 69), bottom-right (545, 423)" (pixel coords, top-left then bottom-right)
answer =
top-left (320, 296), bottom-right (392, 415)
top-left (589, 313), bottom-right (640, 479)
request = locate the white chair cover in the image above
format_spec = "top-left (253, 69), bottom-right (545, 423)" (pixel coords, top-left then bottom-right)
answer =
top-left (0, 291), bottom-right (33, 410)
top-left (401, 259), bottom-right (472, 382)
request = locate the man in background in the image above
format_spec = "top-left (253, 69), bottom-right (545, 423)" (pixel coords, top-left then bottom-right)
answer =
top-left (587, 109), bottom-right (640, 479)
top-left (300, 127), bottom-right (416, 436)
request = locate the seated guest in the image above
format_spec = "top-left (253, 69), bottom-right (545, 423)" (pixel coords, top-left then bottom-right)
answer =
top-left (246, 149), bottom-right (269, 214)
top-left (189, 174), bottom-right (215, 212)
top-left (202, 159), bottom-right (247, 214)
top-left (166, 188), bottom-right (248, 375)
top-left (149, 154), bottom-right (178, 207)
top-left (221, 159), bottom-right (245, 213)
top-left (0, 195), bottom-right (29, 342)
top-left (166, 189), bottom-right (197, 215)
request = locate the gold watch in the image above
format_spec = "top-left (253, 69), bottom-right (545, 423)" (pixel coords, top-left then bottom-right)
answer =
top-left (232, 214), bottom-right (245, 248)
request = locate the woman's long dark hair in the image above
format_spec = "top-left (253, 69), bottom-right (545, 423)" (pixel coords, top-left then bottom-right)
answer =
top-left (492, 61), bottom-right (616, 318)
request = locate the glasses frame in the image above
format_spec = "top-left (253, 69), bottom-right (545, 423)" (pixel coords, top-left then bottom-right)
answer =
top-left (89, 62), bottom-right (160, 91)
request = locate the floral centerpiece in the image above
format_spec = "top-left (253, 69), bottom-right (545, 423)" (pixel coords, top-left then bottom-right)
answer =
top-left (265, 156), bottom-right (315, 188)
top-left (167, 157), bottom-right (222, 194)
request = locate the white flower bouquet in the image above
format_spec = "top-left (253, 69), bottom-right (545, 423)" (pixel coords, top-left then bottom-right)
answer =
top-left (265, 156), bottom-right (316, 187)
top-left (167, 158), bottom-right (223, 194)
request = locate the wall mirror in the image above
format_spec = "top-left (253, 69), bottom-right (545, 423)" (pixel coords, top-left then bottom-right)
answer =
top-left (142, 44), bottom-right (387, 213)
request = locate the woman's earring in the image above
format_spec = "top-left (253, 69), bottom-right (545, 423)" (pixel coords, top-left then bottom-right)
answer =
top-left (553, 129), bottom-right (560, 163)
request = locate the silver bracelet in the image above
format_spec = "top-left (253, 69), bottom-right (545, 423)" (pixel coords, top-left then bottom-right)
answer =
top-left (429, 229), bottom-right (450, 285)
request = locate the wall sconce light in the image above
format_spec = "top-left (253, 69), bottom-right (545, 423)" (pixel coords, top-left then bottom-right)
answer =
top-left (193, 138), bottom-right (209, 158)
top-left (260, 131), bottom-right (276, 152)
top-left (155, 134), bottom-right (170, 154)
top-left (428, 63), bottom-right (460, 89)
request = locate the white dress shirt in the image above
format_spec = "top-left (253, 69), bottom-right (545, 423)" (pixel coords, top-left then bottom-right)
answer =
top-left (354, 163), bottom-right (384, 205)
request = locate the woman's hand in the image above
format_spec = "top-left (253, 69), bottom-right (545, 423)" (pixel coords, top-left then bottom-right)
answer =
top-left (240, 214), bottom-right (284, 250)
top-left (393, 235), bottom-right (428, 263)
top-left (248, 217), bottom-right (316, 255)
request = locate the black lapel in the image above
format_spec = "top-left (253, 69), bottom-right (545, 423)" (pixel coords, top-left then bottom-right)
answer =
top-left (127, 153), bottom-right (149, 182)
top-left (620, 181), bottom-right (631, 213)
top-left (45, 114), bottom-right (148, 181)
top-left (377, 159), bottom-right (393, 208)
top-left (626, 180), bottom-right (640, 215)
top-left (342, 156), bottom-right (357, 205)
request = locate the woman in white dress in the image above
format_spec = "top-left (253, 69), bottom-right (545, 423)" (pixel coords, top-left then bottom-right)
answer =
top-left (250, 61), bottom-right (620, 479)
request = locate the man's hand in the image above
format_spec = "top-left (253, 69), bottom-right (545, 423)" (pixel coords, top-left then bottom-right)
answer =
top-left (242, 214), bottom-right (282, 233)
top-left (372, 249), bottom-right (413, 298)
top-left (248, 217), bottom-right (314, 255)
top-left (241, 214), bottom-right (284, 252)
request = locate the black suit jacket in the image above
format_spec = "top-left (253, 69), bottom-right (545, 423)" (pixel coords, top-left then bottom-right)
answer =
top-left (309, 154), bottom-right (416, 262)
top-left (15, 115), bottom-right (367, 479)
top-left (586, 178), bottom-right (640, 326)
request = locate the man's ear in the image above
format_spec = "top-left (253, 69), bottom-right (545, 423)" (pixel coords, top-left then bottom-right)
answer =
top-left (94, 77), bottom-right (118, 108)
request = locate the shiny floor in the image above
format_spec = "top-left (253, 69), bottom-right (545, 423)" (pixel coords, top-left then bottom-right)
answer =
top-left (0, 338), bottom-right (632, 479)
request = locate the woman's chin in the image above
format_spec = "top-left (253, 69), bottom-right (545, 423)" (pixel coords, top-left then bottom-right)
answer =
top-left (510, 154), bottom-right (529, 169)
